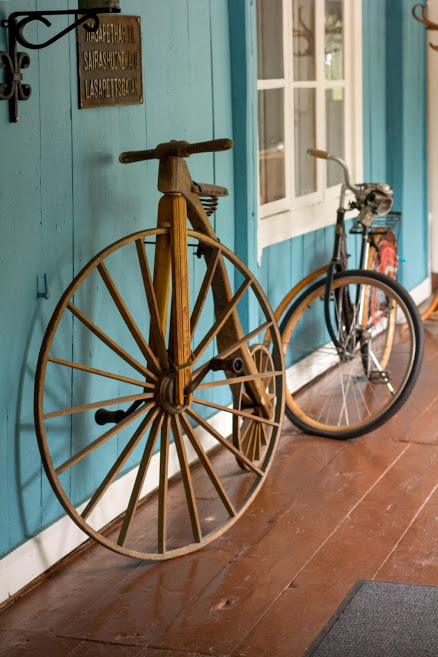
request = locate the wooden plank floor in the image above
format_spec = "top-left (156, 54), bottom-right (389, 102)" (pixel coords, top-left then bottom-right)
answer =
top-left (0, 320), bottom-right (437, 657)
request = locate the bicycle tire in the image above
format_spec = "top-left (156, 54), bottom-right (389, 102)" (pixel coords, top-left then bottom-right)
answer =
top-left (280, 269), bottom-right (424, 440)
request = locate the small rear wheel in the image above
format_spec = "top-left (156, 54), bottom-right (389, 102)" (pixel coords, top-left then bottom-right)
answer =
top-left (232, 344), bottom-right (276, 470)
top-left (280, 270), bottom-right (423, 440)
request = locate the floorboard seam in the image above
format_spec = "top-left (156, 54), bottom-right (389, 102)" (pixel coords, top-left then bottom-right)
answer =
top-left (286, 442), bottom-right (411, 585)
top-left (228, 444), bottom-right (412, 657)
top-left (372, 478), bottom-right (438, 580)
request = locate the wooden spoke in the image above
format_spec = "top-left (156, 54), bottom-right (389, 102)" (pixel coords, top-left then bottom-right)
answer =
top-left (81, 408), bottom-right (160, 520)
top-left (158, 414), bottom-right (171, 554)
top-left (191, 397), bottom-right (279, 428)
top-left (253, 425), bottom-right (261, 461)
top-left (247, 426), bottom-right (257, 463)
top-left (186, 407), bottom-right (264, 476)
top-left (48, 356), bottom-right (156, 387)
top-left (179, 413), bottom-right (236, 517)
top-left (190, 320), bottom-right (273, 381)
top-left (67, 303), bottom-right (160, 377)
top-left (242, 390), bottom-right (254, 406)
top-left (97, 262), bottom-right (163, 371)
top-left (240, 418), bottom-right (254, 453)
top-left (55, 402), bottom-right (153, 475)
top-left (192, 278), bottom-right (252, 363)
top-left (117, 412), bottom-right (164, 547)
top-left (196, 370), bottom-right (283, 390)
top-left (44, 391), bottom-right (153, 421)
top-left (241, 426), bottom-right (252, 457)
top-left (171, 416), bottom-right (202, 543)
top-left (260, 423), bottom-right (268, 447)
top-left (190, 249), bottom-right (220, 336)
top-left (135, 239), bottom-right (170, 369)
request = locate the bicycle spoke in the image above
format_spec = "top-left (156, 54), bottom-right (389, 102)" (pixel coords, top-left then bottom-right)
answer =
top-left (215, 321), bottom-right (273, 360)
top-left (47, 357), bottom-right (156, 387)
top-left (55, 402), bottom-right (153, 475)
top-left (260, 423), bottom-right (268, 447)
top-left (117, 412), bottom-right (164, 547)
top-left (368, 348), bottom-right (395, 394)
top-left (192, 397), bottom-right (278, 428)
top-left (158, 414), bottom-right (171, 553)
top-left (98, 262), bottom-right (161, 369)
top-left (186, 407), bottom-right (264, 476)
top-left (192, 278), bottom-right (252, 363)
top-left (254, 425), bottom-right (261, 461)
top-left (81, 408), bottom-right (160, 520)
top-left (171, 415), bottom-right (202, 543)
top-left (136, 239), bottom-right (170, 370)
top-left (190, 320), bottom-right (273, 385)
top-left (67, 303), bottom-right (159, 377)
top-left (179, 412), bottom-right (236, 517)
top-left (190, 249), bottom-right (220, 336)
top-left (196, 370), bottom-right (283, 390)
top-left (240, 417), bottom-right (254, 452)
top-left (241, 426), bottom-right (253, 456)
top-left (44, 391), bottom-right (153, 420)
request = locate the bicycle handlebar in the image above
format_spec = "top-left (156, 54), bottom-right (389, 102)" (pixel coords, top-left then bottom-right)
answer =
top-left (307, 148), bottom-right (359, 194)
top-left (120, 138), bottom-right (234, 164)
top-left (307, 148), bottom-right (329, 160)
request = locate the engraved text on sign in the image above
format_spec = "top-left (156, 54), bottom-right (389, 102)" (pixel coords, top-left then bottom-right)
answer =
top-left (77, 15), bottom-right (143, 109)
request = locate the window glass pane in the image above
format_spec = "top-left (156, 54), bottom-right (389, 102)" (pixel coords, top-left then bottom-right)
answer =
top-left (257, 0), bottom-right (284, 80)
top-left (325, 0), bottom-right (344, 80)
top-left (294, 88), bottom-right (316, 197)
top-left (258, 89), bottom-right (286, 205)
top-left (293, 0), bottom-right (315, 81)
top-left (326, 88), bottom-right (345, 186)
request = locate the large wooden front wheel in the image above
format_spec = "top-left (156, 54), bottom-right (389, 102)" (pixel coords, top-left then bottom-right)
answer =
top-left (34, 228), bottom-right (285, 560)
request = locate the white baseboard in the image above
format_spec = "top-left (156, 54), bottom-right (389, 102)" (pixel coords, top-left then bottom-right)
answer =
top-left (0, 410), bottom-right (232, 606)
top-left (408, 276), bottom-right (431, 306)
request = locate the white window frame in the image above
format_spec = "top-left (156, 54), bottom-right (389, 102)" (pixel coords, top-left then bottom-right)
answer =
top-left (257, 0), bottom-right (363, 257)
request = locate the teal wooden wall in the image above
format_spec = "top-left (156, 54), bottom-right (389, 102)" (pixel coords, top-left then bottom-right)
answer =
top-left (0, 0), bottom-right (233, 557)
top-left (257, 0), bottom-right (428, 320)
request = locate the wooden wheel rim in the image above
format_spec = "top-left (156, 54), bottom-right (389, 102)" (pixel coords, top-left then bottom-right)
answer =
top-left (34, 227), bottom-right (285, 560)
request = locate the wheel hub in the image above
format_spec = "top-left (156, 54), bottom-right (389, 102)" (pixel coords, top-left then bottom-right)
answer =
top-left (155, 371), bottom-right (188, 414)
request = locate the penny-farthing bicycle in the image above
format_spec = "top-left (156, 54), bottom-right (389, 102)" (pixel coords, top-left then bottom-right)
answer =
top-left (34, 138), bottom-right (285, 560)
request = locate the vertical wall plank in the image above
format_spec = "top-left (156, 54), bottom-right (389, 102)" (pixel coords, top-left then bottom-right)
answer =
top-left (362, 0), bottom-right (387, 182)
top-left (385, 0), bottom-right (428, 289)
top-left (0, 0), bottom-right (43, 552)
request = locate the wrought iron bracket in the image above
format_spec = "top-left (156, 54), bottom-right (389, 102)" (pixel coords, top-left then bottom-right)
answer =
top-left (412, 4), bottom-right (438, 51)
top-left (0, 7), bottom-right (121, 123)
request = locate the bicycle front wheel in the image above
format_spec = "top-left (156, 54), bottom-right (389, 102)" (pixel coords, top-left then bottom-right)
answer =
top-left (280, 270), bottom-right (423, 440)
top-left (35, 228), bottom-right (284, 560)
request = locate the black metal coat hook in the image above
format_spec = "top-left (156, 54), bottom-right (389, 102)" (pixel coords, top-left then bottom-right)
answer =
top-left (0, 6), bottom-right (121, 123)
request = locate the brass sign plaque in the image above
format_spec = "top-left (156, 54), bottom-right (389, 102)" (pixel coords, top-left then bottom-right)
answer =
top-left (77, 15), bottom-right (143, 109)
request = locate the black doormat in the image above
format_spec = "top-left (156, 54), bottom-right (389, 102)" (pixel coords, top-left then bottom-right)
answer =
top-left (303, 580), bottom-right (438, 656)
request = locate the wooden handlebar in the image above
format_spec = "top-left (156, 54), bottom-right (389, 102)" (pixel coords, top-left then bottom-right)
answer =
top-left (307, 148), bottom-right (329, 159)
top-left (119, 149), bottom-right (156, 164)
top-left (120, 138), bottom-right (234, 164)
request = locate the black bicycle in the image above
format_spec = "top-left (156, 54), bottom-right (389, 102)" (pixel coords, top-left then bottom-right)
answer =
top-left (276, 149), bottom-right (424, 440)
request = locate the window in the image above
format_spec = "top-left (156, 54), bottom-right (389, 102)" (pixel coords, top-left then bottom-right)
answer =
top-left (257, 0), bottom-right (363, 251)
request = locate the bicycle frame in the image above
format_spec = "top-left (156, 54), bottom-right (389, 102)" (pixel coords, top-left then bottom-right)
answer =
top-left (154, 154), bottom-right (274, 417)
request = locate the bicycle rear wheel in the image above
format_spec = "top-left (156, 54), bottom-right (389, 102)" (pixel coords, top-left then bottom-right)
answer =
top-left (280, 270), bottom-right (423, 440)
